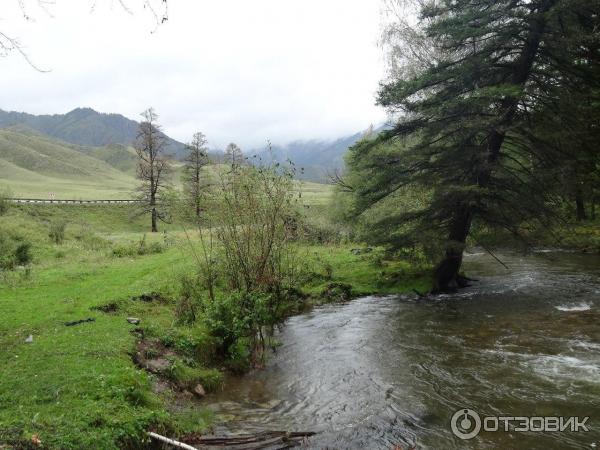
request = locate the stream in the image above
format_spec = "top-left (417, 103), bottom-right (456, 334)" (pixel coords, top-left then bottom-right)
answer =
top-left (205, 251), bottom-right (600, 449)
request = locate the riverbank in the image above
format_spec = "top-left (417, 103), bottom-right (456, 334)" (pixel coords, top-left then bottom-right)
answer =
top-left (472, 219), bottom-right (600, 255)
top-left (202, 250), bottom-right (600, 450)
top-left (0, 204), bottom-right (430, 449)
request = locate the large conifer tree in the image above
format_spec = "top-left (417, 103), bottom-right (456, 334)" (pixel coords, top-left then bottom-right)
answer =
top-left (348, 0), bottom-right (599, 291)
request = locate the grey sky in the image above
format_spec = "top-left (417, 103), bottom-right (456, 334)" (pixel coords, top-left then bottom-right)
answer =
top-left (1, 1), bottom-right (388, 149)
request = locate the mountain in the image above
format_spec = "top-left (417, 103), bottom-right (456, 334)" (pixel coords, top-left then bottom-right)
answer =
top-left (0, 126), bottom-right (137, 199)
top-left (249, 125), bottom-right (385, 182)
top-left (0, 107), bottom-right (186, 158)
top-left (79, 143), bottom-right (138, 174)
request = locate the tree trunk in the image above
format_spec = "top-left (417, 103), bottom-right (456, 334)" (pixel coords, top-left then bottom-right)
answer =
top-left (433, 206), bottom-right (473, 292)
top-left (575, 187), bottom-right (587, 221)
top-left (432, 0), bottom-right (554, 291)
top-left (151, 207), bottom-right (158, 232)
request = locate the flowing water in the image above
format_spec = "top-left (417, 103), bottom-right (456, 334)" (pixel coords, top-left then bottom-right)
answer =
top-left (206, 251), bottom-right (600, 449)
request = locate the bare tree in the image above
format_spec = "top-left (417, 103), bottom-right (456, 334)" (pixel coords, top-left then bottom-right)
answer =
top-left (224, 143), bottom-right (244, 167)
top-left (2, 0), bottom-right (168, 69)
top-left (134, 107), bottom-right (171, 232)
top-left (379, 0), bottom-right (440, 85)
top-left (182, 132), bottom-right (209, 218)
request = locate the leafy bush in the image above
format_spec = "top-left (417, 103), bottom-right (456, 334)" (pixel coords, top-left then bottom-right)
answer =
top-left (49, 220), bottom-right (67, 245)
top-left (74, 227), bottom-right (110, 251)
top-left (0, 187), bottom-right (11, 216)
top-left (202, 163), bottom-right (302, 293)
top-left (112, 244), bottom-right (135, 258)
top-left (14, 242), bottom-right (32, 266)
top-left (200, 291), bottom-right (294, 369)
top-left (179, 163), bottom-right (309, 369)
top-left (301, 214), bottom-right (351, 244)
top-left (159, 327), bottom-right (217, 364)
top-left (0, 231), bottom-right (32, 270)
top-left (112, 235), bottom-right (164, 258)
top-left (175, 274), bottom-right (203, 324)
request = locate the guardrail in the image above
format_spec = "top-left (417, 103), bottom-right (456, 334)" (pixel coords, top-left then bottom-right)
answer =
top-left (8, 198), bottom-right (142, 205)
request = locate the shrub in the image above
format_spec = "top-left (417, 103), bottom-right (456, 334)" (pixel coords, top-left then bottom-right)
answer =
top-left (175, 275), bottom-right (203, 324)
top-left (184, 162), bottom-right (307, 369)
top-left (0, 187), bottom-right (11, 216)
top-left (0, 231), bottom-right (32, 270)
top-left (112, 236), bottom-right (164, 258)
top-left (136, 234), bottom-right (164, 255)
top-left (204, 163), bottom-right (302, 293)
top-left (201, 291), bottom-right (293, 368)
top-left (301, 215), bottom-right (350, 244)
top-left (159, 327), bottom-right (217, 364)
top-left (74, 227), bottom-right (110, 251)
top-left (49, 220), bottom-right (67, 245)
top-left (14, 242), bottom-right (32, 266)
top-left (112, 244), bottom-right (136, 258)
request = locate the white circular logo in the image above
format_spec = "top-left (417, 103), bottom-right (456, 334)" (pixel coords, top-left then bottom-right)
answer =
top-left (451, 408), bottom-right (481, 440)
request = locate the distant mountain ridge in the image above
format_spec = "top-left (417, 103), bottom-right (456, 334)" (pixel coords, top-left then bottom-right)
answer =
top-left (249, 125), bottom-right (386, 182)
top-left (0, 107), bottom-right (186, 158)
top-left (0, 106), bottom-right (386, 183)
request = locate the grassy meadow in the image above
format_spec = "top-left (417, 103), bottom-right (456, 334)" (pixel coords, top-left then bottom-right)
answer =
top-left (0, 127), bottom-right (334, 202)
top-left (0, 202), bottom-right (430, 449)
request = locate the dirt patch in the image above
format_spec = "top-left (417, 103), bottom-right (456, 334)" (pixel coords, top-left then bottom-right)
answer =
top-left (132, 339), bottom-right (176, 374)
top-left (90, 302), bottom-right (120, 313)
top-left (131, 292), bottom-right (169, 303)
top-left (132, 339), bottom-right (212, 416)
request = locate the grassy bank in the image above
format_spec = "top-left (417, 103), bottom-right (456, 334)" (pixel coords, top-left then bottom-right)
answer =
top-left (0, 204), bottom-right (429, 449)
top-left (472, 218), bottom-right (600, 254)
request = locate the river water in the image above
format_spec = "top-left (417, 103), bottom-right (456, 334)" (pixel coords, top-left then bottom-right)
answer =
top-left (205, 251), bottom-right (600, 449)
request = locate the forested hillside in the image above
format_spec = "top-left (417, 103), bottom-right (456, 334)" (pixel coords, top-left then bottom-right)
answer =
top-left (0, 107), bottom-right (186, 158)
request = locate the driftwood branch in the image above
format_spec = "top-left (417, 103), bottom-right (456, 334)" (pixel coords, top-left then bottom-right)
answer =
top-left (476, 242), bottom-right (510, 270)
top-left (147, 432), bottom-right (198, 450)
top-left (148, 430), bottom-right (317, 450)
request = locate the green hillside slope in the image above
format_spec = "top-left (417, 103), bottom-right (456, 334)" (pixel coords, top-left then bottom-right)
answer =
top-left (80, 143), bottom-right (138, 174)
top-left (0, 127), bottom-right (333, 203)
top-left (0, 128), bottom-right (137, 199)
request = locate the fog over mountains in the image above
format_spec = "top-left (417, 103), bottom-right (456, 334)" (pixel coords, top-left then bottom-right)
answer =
top-left (0, 107), bottom-right (382, 182)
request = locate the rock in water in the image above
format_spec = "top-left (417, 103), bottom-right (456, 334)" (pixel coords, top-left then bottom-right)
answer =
top-left (127, 317), bottom-right (141, 325)
top-left (193, 384), bottom-right (206, 398)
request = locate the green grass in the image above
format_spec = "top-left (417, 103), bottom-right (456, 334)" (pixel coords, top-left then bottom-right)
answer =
top-left (0, 126), bottom-right (334, 203)
top-left (556, 220), bottom-right (600, 252)
top-left (0, 126), bottom-right (333, 204)
top-left (298, 244), bottom-right (431, 298)
top-left (0, 250), bottom-right (199, 448)
top-left (0, 128), bottom-right (138, 199)
top-left (297, 181), bottom-right (333, 206)
top-left (80, 144), bottom-right (138, 174)
top-left (0, 203), bottom-right (428, 448)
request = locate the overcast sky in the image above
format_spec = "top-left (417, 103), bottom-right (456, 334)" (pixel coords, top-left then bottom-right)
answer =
top-left (1, 1), bottom-right (388, 149)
